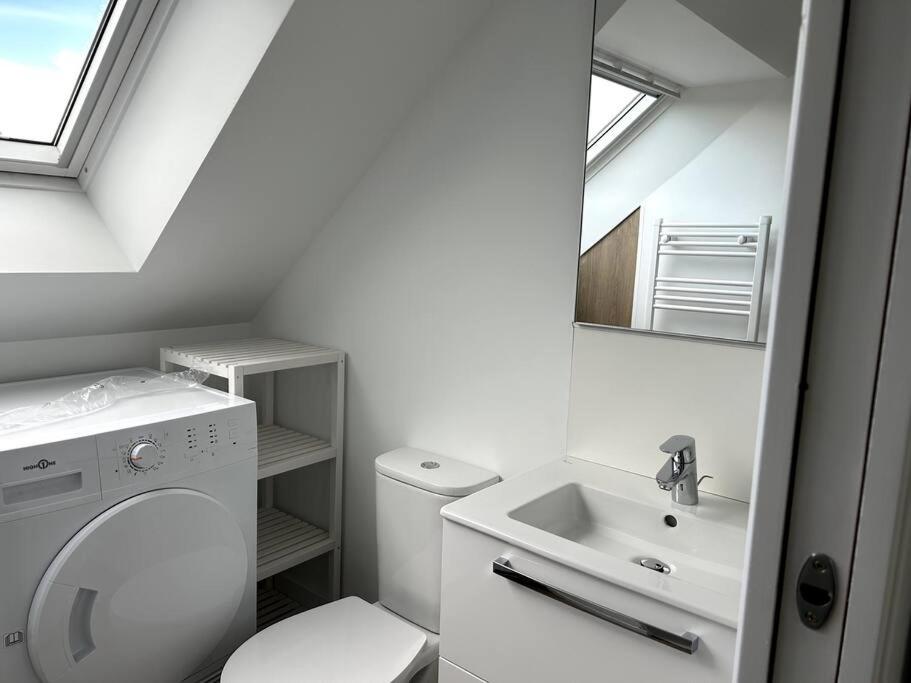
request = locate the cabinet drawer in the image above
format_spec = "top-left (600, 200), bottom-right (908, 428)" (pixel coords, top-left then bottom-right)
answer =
top-left (440, 658), bottom-right (487, 682)
top-left (440, 521), bottom-right (735, 683)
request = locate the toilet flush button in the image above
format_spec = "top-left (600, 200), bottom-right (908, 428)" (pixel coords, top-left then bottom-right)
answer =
top-left (420, 461), bottom-right (440, 469)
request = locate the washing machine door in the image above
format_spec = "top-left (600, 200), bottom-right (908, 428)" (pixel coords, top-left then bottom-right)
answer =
top-left (27, 488), bottom-right (248, 683)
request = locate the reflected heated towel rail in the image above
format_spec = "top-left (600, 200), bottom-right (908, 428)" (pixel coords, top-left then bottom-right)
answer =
top-left (647, 216), bottom-right (771, 342)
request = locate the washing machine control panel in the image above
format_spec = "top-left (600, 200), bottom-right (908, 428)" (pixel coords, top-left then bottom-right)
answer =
top-left (96, 404), bottom-right (255, 493)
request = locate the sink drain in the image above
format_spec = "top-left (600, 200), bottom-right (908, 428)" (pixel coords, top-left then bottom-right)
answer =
top-left (637, 557), bottom-right (671, 574)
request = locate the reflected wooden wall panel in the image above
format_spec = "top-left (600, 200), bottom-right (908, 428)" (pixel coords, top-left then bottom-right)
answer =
top-left (575, 208), bottom-right (640, 327)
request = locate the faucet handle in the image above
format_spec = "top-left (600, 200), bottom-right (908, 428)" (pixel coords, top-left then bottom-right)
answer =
top-left (659, 435), bottom-right (696, 461)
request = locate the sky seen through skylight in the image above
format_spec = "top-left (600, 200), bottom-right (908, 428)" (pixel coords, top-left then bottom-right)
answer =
top-left (0, 0), bottom-right (109, 143)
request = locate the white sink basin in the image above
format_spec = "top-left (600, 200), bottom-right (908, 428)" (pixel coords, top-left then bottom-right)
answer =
top-left (508, 482), bottom-right (743, 597)
top-left (441, 458), bottom-right (748, 627)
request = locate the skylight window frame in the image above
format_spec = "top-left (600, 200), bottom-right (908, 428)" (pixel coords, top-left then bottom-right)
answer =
top-left (585, 50), bottom-right (682, 182)
top-left (0, 0), bottom-right (167, 180)
top-left (587, 89), bottom-right (650, 153)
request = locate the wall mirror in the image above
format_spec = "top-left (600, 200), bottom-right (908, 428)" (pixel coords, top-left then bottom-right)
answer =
top-left (576, 0), bottom-right (800, 344)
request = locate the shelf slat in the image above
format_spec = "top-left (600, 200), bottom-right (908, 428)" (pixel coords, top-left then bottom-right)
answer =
top-left (257, 424), bottom-right (335, 479)
top-left (162, 338), bottom-right (341, 377)
top-left (257, 507), bottom-right (334, 581)
top-left (257, 586), bottom-right (305, 631)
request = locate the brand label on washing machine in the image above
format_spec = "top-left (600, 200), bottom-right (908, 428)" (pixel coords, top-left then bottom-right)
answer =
top-left (22, 458), bottom-right (57, 472)
top-left (0, 437), bottom-right (101, 523)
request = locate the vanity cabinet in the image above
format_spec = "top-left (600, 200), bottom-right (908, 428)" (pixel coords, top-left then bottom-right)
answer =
top-left (439, 520), bottom-right (736, 682)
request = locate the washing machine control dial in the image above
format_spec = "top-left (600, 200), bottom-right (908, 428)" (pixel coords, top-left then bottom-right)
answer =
top-left (128, 441), bottom-right (159, 471)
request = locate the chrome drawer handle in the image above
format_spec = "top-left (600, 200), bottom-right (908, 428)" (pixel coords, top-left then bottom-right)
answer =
top-left (492, 556), bottom-right (699, 655)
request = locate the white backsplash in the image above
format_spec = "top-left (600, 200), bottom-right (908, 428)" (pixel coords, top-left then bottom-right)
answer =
top-left (566, 325), bottom-right (764, 503)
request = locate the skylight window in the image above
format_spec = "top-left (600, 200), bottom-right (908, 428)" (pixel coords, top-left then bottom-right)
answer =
top-left (0, 0), bottom-right (166, 178)
top-left (584, 51), bottom-right (681, 179)
top-left (0, 0), bottom-right (113, 145)
top-left (586, 73), bottom-right (658, 166)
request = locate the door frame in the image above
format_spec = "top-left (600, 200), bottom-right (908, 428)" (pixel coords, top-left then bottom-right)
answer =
top-left (737, 0), bottom-right (911, 679)
top-left (732, 0), bottom-right (846, 678)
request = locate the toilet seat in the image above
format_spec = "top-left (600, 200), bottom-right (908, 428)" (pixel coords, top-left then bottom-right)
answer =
top-left (221, 596), bottom-right (427, 683)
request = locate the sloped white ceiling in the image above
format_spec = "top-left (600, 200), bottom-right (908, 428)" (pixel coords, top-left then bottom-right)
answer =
top-left (595, 0), bottom-right (781, 87)
top-left (678, 0), bottom-right (800, 76)
top-left (0, 0), bottom-right (491, 343)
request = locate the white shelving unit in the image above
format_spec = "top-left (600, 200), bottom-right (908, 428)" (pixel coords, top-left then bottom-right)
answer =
top-left (161, 338), bottom-right (345, 602)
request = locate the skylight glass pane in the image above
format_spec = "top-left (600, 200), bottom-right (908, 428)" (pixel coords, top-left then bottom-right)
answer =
top-left (586, 73), bottom-right (658, 165)
top-left (587, 75), bottom-right (639, 143)
top-left (0, 0), bottom-right (111, 144)
top-left (587, 92), bottom-right (657, 163)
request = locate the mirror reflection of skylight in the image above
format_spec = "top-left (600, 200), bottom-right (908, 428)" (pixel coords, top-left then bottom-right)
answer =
top-left (586, 73), bottom-right (657, 165)
top-left (0, 0), bottom-right (112, 144)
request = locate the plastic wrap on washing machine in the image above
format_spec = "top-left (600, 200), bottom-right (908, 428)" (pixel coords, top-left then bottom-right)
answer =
top-left (0, 369), bottom-right (209, 433)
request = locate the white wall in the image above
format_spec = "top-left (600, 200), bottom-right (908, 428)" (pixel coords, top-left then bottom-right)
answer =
top-left (0, 185), bottom-right (130, 273)
top-left (255, 0), bottom-right (593, 600)
top-left (87, 0), bottom-right (294, 269)
top-left (633, 78), bottom-right (792, 340)
top-left (0, 323), bottom-right (250, 384)
top-left (566, 325), bottom-right (763, 502)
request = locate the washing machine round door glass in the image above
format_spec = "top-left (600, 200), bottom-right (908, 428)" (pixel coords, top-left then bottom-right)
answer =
top-left (27, 489), bottom-right (249, 683)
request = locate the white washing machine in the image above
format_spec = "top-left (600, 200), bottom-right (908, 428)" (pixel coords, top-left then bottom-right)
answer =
top-left (0, 368), bottom-right (257, 683)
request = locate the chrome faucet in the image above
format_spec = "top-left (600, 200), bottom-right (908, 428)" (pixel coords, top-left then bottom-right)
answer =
top-left (655, 435), bottom-right (708, 505)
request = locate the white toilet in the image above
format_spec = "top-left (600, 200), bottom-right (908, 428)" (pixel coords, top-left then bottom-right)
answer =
top-left (222, 448), bottom-right (499, 682)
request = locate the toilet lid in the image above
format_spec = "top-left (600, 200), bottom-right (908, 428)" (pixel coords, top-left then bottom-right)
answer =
top-left (222, 597), bottom-right (426, 683)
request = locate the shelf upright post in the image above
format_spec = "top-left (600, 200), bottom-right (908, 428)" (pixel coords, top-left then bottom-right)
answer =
top-left (261, 372), bottom-right (275, 510)
top-left (329, 355), bottom-right (346, 600)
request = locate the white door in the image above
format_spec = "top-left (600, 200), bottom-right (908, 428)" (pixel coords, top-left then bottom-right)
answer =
top-left (27, 488), bottom-right (249, 683)
top-left (736, 0), bottom-right (911, 679)
top-left (835, 118), bottom-right (911, 683)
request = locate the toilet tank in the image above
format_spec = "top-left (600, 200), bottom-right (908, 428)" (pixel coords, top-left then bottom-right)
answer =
top-left (375, 448), bottom-right (498, 633)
